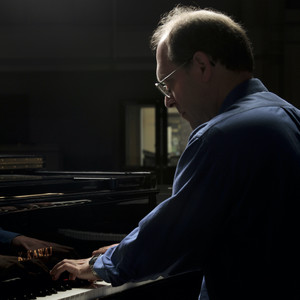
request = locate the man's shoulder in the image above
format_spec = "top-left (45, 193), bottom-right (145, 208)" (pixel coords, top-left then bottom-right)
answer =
top-left (190, 93), bottom-right (300, 151)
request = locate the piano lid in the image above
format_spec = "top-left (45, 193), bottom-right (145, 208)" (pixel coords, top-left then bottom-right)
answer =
top-left (0, 170), bottom-right (157, 213)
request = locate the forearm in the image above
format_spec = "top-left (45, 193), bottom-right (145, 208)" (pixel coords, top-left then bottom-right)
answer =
top-left (92, 138), bottom-right (234, 285)
top-left (93, 196), bottom-right (210, 286)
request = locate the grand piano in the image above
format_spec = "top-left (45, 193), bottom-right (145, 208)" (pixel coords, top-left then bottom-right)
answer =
top-left (0, 155), bottom-right (202, 299)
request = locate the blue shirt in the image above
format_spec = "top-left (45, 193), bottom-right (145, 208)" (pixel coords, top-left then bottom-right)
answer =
top-left (95, 79), bottom-right (300, 299)
top-left (0, 228), bottom-right (20, 253)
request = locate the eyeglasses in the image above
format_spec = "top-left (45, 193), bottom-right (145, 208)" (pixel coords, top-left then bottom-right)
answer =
top-left (155, 62), bottom-right (187, 98)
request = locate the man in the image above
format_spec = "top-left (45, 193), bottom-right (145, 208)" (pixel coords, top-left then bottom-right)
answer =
top-left (50, 6), bottom-right (300, 299)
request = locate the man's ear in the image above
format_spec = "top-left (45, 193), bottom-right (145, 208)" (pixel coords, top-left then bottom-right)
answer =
top-left (193, 51), bottom-right (213, 82)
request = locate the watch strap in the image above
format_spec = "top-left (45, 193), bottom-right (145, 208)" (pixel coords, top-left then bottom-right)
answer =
top-left (89, 255), bottom-right (101, 278)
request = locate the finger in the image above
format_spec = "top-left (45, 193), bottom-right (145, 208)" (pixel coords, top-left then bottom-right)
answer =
top-left (51, 261), bottom-right (77, 280)
top-left (51, 258), bottom-right (86, 273)
top-left (92, 249), bottom-right (102, 256)
top-left (50, 258), bottom-right (91, 280)
top-left (50, 259), bottom-right (71, 274)
top-left (92, 243), bottom-right (119, 256)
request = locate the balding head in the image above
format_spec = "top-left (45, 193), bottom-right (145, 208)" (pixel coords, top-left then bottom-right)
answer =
top-left (151, 6), bottom-right (254, 72)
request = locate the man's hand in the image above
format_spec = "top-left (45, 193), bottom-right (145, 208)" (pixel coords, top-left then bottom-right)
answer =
top-left (92, 243), bottom-right (119, 256)
top-left (50, 243), bottom-right (118, 282)
top-left (50, 258), bottom-right (101, 282)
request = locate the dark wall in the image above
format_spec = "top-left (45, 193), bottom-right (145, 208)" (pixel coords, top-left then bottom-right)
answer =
top-left (0, 69), bottom-right (158, 170)
top-left (0, 0), bottom-right (299, 171)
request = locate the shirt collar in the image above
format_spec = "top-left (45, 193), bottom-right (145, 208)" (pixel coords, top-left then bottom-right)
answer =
top-left (189, 78), bottom-right (269, 142)
top-left (219, 78), bottom-right (269, 114)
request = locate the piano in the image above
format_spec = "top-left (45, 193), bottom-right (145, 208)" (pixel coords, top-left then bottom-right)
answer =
top-left (0, 275), bottom-right (164, 300)
top-left (0, 271), bottom-right (203, 300)
top-left (0, 154), bottom-right (158, 246)
top-left (0, 155), bottom-right (202, 299)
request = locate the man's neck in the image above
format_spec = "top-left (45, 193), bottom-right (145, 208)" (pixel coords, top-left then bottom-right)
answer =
top-left (214, 67), bottom-right (253, 112)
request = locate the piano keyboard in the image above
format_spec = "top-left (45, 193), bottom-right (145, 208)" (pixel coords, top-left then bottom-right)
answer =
top-left (1, 276), bottom-right (161, 300)
top-left (34, 281), bottom-right (111, 300)
top-left (35, 280), bottom-right (159, 300)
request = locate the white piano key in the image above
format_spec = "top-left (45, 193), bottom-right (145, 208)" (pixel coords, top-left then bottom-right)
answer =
top-left (35, 279), bottom-right (162, 300)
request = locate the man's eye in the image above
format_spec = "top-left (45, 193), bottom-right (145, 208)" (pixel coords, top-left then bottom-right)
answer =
top-left (162, 84), bottom-right (170, 92)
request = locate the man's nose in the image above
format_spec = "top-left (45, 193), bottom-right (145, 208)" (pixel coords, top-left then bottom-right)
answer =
top-left (164, 95), bottom-right (176, 108)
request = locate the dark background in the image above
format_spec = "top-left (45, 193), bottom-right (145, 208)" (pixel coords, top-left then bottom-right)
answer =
top-left (0, 0), bottom-right (299, 174)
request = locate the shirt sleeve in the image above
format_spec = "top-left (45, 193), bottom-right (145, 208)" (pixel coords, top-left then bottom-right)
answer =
top-left (0, 228), bottom-right (21, 253)
top-left (94, 127), bottom-right (238, 286)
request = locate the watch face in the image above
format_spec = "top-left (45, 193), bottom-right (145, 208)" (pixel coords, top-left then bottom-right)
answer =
top-left (89, 256), bottom-right (96, 265)
top-left (90, 255), bottom-right (100, 265)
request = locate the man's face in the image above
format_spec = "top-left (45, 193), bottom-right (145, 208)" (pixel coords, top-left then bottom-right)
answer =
top-left (156, 42), bottom-right (213, 129)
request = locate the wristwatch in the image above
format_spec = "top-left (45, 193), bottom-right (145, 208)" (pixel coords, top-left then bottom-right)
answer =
top-left (89, 255), bottom-right (101, 278)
